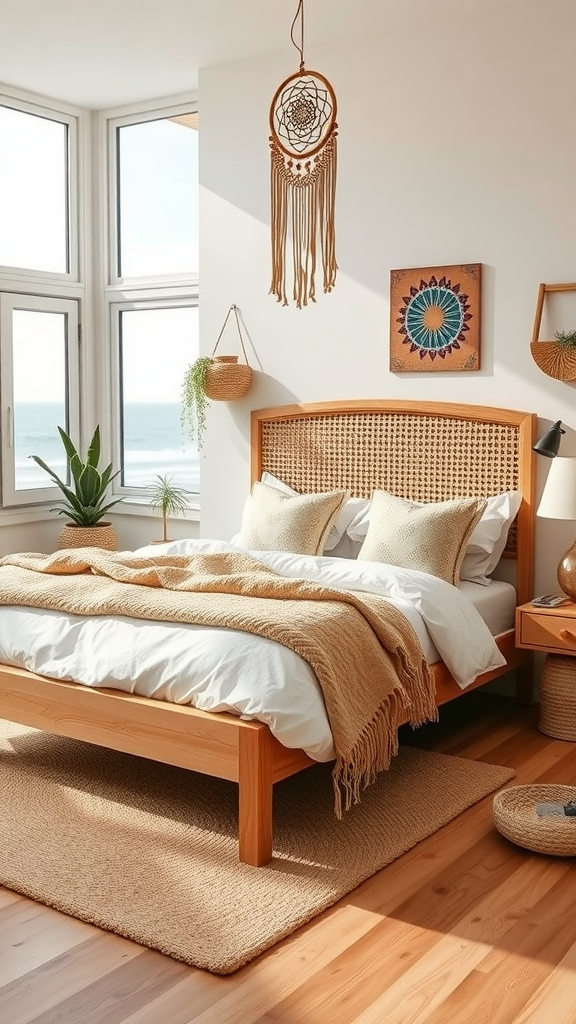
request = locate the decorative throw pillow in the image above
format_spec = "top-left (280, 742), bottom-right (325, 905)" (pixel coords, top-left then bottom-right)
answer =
top-left (233, 481), bottom-right (348, 555)
top-left (349, 488), bottom-right (522, 586)
top-left (260, 472), bottom-right (368, 554)
top-left (357, 490), bottom-right (487, 585)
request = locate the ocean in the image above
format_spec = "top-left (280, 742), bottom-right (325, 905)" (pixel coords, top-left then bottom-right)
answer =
top-left (14, 402), bottom-right (200, 492)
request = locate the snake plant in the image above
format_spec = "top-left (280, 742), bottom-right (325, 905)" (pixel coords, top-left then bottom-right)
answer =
top-left (29, 425), bottom-right (123, 526)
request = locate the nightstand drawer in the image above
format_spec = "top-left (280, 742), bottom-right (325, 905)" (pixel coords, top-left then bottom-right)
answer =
top-left (520, 612), bottom-right (576, 653)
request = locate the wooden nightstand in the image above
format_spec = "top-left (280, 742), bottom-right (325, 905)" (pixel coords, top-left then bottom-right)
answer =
top-left (516, 600), bottom-right (576, 740)
top-left (516, 600), bottom-right (576, 657)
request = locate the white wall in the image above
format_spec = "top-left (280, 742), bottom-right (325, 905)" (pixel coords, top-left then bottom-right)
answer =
top-left (198, 0), bottom-right (576, 598)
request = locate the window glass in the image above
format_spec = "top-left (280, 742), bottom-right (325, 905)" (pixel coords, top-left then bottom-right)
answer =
top-left (0, 104), bottom-right (69, 273)
top-left (119, 305), bottom-right (199, 491)
top-left (13, 309), bottom-right (68, 490)
top-left (116, 113), bottom-right (198, 278)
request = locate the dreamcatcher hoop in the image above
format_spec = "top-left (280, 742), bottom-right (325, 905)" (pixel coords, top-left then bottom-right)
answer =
top-left (269, 1), bottom-right (338, 308)
top-left (269, 69), bottom-right (338, 160)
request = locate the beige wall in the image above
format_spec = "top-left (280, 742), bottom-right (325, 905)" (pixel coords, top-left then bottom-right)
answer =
top-left (198, 0), bottom-right (576, 598)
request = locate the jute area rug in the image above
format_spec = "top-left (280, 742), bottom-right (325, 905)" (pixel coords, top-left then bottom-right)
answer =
top-left (0, 718), bottom-right (514, 974)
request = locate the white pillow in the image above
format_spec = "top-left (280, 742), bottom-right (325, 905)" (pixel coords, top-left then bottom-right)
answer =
top-left (348, 489), bottom-right (522, 586)
top-left (232, 481), bottom-right (348, 556)
top-left (459, 490), bottom-right (522, 585)
top-left (260, 472), bottom-right (368, 554)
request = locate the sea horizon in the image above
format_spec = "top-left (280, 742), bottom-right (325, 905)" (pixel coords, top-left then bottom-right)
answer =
top-left (14, 401), bottom-right (199, 492)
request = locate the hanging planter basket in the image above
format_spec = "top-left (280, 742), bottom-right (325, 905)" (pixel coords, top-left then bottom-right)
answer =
top-left (205, 355), bottom-right (252, 401)
top-left (530, 281), bottom-right (576, 381)
top-left (204, 305), bottom-right (253, 401)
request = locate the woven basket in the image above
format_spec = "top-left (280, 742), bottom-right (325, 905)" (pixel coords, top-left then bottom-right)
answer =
top-left (58, 522), bottom-right (118, 551)
top-left (493, 785), bottom-right (576, 856)
top-left (539, 654), bottom-right (576, 741)
top-left (204, 356), bottom-right (253, 402)
top-left (530, 341), bottom-right (576, 381)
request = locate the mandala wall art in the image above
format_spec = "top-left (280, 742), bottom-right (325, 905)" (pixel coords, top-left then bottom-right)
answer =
top-left (389, 263), bottom-right (482, 372)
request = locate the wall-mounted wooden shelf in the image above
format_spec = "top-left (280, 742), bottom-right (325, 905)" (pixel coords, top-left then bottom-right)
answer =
top-left (531, 281), bottom-right (576, 381)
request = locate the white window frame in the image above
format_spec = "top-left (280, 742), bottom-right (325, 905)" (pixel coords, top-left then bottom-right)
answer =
top-left (98, 96), bottom-right (199, 506)
top-left (0, 91), bottom-right (80, 285)
top-left (109, 296), bottom-right (200, 500)
top-left (0, 292), bottom-right (80, 507)
top-left (106, 101), bottom-right (199, 291)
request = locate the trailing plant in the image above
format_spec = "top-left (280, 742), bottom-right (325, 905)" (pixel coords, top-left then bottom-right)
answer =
top-left (181, 356), bottom-right (212, 449)
top-left (553, 329), bottom-right (576, 348)
top-left (29, 425), bottom-right (123, 526)
top-left (148, 473), bottom-right (189, 542)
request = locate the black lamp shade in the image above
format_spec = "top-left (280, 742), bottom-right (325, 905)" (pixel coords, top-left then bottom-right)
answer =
top-left (533, 420), bottom-right (565, 458)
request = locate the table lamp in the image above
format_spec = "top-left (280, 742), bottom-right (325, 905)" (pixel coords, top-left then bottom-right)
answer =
top-left (537, 455), bottom-right (576, 600)
top-left (532, 420), bottom-right (565, 458)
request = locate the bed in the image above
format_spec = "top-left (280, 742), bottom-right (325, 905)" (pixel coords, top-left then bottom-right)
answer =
top-left (0, 399), bottom-right (535, 865)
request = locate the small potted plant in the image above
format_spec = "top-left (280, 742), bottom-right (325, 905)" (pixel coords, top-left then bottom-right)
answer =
top-left (554, 329), bottom-right (576, 348)
top-left (29, 425), bottom-right (123, 550)
top-left (148, 473), bottom-right (189, 543)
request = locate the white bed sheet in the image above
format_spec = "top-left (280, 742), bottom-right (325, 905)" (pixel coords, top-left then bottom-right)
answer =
top-left (458, 579), bottom-right (516, 637)
top-left (0, 540), bottom-right (512, 763)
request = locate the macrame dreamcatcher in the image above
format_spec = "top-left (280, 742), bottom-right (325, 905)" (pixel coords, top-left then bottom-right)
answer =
top-left (269, 0), bottom-right (338, 308)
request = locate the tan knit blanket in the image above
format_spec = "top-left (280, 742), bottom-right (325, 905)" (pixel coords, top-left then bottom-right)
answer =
top-left (0, 548), bottom-right (437, 814)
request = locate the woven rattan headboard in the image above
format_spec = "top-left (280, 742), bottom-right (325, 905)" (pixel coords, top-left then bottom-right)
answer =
top-left (251, 400), bottom-right (536, 603)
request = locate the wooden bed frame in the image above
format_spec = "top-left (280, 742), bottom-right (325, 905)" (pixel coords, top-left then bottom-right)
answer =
top-left (0, 400), bottom-right (535, 866)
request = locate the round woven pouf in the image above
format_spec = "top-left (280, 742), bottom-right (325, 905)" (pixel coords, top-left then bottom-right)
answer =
top-left (493, 785), bottom-right (576, 856)
top-left (539, 654), bottom-right (576, 741)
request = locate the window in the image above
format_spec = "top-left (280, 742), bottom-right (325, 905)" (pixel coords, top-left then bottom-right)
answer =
top-left (113, 303), bottom-right (199, 492)
top-left (0, 98), bottom-right (76, 277)
top-left (0, 94), bottom-right (82, 516)
top-left (115, 112), bottom-right (199, 280)
top-left (0, 91), bottom-right (199, 517)
top-left (0, 294), bottom-right (80, 507)
top-left (107, 104), bottom-right (199, 499)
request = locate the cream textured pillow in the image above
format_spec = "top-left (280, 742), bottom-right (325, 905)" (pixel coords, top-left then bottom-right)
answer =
top-left (234, 482), bottom-right (348, 555)
top-left (357, 490), bottom-right (487, 585)
top-left (260, 471), bottom-right (369, 553)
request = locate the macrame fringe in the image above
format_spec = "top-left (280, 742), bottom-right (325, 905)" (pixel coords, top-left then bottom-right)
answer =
top-left (270, 134), bottom-right (338, 309)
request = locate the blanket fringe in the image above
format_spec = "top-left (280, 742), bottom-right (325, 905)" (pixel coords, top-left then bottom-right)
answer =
top-left (332, 656), bottom-right (437, 818)
top-left (332, 689), bottom-right (403, 818)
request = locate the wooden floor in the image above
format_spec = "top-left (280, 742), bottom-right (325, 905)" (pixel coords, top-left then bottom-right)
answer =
top-left (1, 691), bottom-right (575, 1024)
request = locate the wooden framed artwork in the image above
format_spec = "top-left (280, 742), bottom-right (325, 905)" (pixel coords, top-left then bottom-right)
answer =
top-left (390, 263), bottom-right (482, 372)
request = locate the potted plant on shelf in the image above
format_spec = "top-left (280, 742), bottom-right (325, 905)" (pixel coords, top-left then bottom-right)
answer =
top-left (29, 425), bottom-right (123, 550)
top-left (553, 329), bottom-right (576, 348)
top-left (148, 473), bottom-right (189, 543)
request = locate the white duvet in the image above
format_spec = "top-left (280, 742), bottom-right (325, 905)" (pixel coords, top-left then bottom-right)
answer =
top-left (0, 539), bottom-right (507, 762)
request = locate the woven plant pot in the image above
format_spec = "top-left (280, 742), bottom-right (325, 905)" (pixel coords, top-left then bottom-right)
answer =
top-left (530, 341), bottom-right (576, 381)
top-left (493, 785), bottom-right (576, 856)
top-left (58, 522), bottom-right (118, 551)
top-left (204, 356), bottom-right (253, 402)
top-left (538, 654), bottom-right (576, 741)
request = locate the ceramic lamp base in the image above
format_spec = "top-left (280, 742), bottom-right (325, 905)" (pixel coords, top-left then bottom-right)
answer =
top-left (557, 540), bottom-right (576, 601)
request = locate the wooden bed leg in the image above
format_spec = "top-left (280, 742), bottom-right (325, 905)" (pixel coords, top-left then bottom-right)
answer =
top-left (238, 726), bottom-right (274, 866)
top-left (515, 653), bottom-right (535, 706)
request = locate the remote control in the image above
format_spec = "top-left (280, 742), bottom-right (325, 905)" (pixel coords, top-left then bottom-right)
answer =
top-left (531, 594), bottom-right (570, 608)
